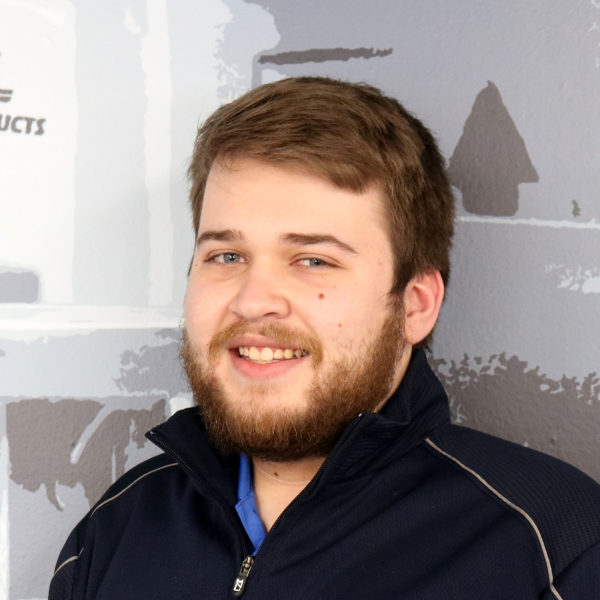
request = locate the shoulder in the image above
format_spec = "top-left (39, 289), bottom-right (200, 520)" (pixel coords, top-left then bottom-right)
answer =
top-left (426, 423), bottom-right (600, 580)
top-left (88, 452), bottom-right (181, 519)
top-left (49, 453), bottom-right (182, 599)
top-left (61, 452), bottom-right (181, 542)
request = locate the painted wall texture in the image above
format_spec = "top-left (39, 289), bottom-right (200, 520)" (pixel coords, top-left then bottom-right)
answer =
top-left (0, 1), bottom-right (598, 598)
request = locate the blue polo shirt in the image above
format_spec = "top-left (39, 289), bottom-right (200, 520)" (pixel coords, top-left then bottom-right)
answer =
top-left (235, 453), bottom-right (267, 554)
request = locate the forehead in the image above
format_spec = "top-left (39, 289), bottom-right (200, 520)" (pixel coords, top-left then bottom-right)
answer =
top-left (200, 158), bottom-right (390, 246)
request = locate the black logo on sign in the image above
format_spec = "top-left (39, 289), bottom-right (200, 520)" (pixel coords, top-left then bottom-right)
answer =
top-left (0, 88), bottom-right (46, 136)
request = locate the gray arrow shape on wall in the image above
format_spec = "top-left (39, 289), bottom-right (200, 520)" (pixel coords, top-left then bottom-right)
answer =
top-left (448, 81), bottom-right (539, 216)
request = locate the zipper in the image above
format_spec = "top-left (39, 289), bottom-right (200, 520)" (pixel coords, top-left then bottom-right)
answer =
top-left (231, 555), bottom-right (254, 597)
top-left (151, 414), bottom-right (371, 598)
top-left (148, 429), bottom-right (258, 597)
top-left (227, 414), bottom-right (369, 597)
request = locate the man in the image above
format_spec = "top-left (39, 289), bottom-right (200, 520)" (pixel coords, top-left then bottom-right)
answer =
top-left (50, 77), bottom-right (600, 599)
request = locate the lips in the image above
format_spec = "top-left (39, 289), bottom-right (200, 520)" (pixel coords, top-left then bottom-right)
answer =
top-left (228, 343), bottom-right (308, 380)
top-left (223, 334), bottom-right (311, 378)
top-left (211, 324), bottom-right (322, 374)
top-left (237, 346), bottom-right (306, 364)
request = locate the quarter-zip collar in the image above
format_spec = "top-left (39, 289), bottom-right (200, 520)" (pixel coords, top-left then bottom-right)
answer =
top-left (146, 408), bottom-right (239, 506)
top-left (146, 349), bottom-right (450, 506)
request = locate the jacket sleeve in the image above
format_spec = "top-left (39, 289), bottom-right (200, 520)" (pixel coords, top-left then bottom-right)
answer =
top-left (48, 522), bottom-right (85, 600)
top-left (540, 541), bottom-right (600, 599)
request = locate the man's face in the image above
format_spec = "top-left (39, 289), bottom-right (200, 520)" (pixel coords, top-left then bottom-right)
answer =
top-left (183, 158), bottom-right (410, 460)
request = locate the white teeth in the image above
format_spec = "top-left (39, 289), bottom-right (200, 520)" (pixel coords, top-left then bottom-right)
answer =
top-left (236, 346), bottom-right (305, 363)
top-left (260, 347), bottom-right (274, 361)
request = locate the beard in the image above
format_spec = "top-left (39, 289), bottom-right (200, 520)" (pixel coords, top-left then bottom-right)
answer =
top-left (181, 297), bottom-right (406, 461)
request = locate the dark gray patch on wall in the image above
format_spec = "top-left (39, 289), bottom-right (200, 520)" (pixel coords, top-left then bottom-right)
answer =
top-left (448, 81), bottom-right (539, 216)
top-left (0, 268), bottom-right (39, 303)
top-left (432, 353), bottom-right (600, 483)
top-left (116, 328), bottom-right (186, 396)
top-left (7, 397), bottom-right (166, 509)
top-left (258, 46), bottom-right (392, 65)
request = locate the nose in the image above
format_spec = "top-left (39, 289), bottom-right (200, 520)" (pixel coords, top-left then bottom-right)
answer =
top-left (228, 262), bottom-right (291, 321)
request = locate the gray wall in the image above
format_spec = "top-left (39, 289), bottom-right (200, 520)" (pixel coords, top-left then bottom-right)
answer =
top-left (0, 1), bottom-right (598, 598)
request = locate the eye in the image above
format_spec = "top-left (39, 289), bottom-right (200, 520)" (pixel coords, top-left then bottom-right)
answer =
top-left (296, 257), bottom-right (330, 268)
top-left (208, 252), bottom-right (245, 264)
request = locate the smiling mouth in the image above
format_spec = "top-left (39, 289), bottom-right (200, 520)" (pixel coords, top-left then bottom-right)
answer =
top-left (236, 346), bottom-right (307, 365)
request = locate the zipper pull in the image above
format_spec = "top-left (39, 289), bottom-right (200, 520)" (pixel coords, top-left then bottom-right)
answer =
top-left (232, 555), bottom-right (254, 597)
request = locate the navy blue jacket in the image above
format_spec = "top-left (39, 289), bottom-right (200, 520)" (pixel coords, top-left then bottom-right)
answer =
top-left (50, 350), bottom-right (600, 599)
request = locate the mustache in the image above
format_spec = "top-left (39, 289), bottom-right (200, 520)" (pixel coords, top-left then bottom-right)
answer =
top-left (207, 321), bottom-right (323, 365)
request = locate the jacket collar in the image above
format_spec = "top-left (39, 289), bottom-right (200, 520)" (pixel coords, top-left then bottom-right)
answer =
top-left (146, 349), bottom-right (450, 505)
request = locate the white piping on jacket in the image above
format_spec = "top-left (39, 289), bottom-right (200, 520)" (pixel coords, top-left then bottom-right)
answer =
top-left (89, 462), bottom-right (178, 518)
top-left (53, 551), bottom-right (82, 577)
top-left (51, 462), bottom-right (179, 579)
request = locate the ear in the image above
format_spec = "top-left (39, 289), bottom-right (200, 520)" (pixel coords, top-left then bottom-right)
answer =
top-left (403, 271), bottom-right (445, 346)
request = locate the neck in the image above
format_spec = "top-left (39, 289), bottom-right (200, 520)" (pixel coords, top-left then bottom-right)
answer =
top-left (250, 347), bottom-right (414, 531)
top-left (252, 456), bottom-right (325, 531)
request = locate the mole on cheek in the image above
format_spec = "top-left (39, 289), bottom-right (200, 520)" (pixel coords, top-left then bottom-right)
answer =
top-left (318, 293), bottom-right (325, 300)
top-left (338, 323), bottom-right (342, 328)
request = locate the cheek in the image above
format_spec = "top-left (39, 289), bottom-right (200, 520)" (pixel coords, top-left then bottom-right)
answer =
top-left (318, 295), bottom-right (388, 351)
top-left (183, 299), bottom-right (203, 344)
top-left (184, 283), bottom-right (221, 341)
top-left (313, 303), bottom-right (364, 350)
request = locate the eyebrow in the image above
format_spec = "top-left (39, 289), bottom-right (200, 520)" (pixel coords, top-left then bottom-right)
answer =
top-left (196, 229), bottom-right (357, 255)
top-left (280, 233), bottom-right (357, 254)
top-left (196, 229), bottom-right (244, 246)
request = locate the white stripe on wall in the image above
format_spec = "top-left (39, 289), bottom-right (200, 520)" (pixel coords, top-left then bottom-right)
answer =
top-left (0, 306), bottom-right (181, 333)
top-left (142, 0), bottom-right (174, 307)
top-left (458, 215), bottom-right (600, 230)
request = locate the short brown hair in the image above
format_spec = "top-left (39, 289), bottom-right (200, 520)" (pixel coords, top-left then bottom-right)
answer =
top-left (188, 76), bottom-right (454, 346)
